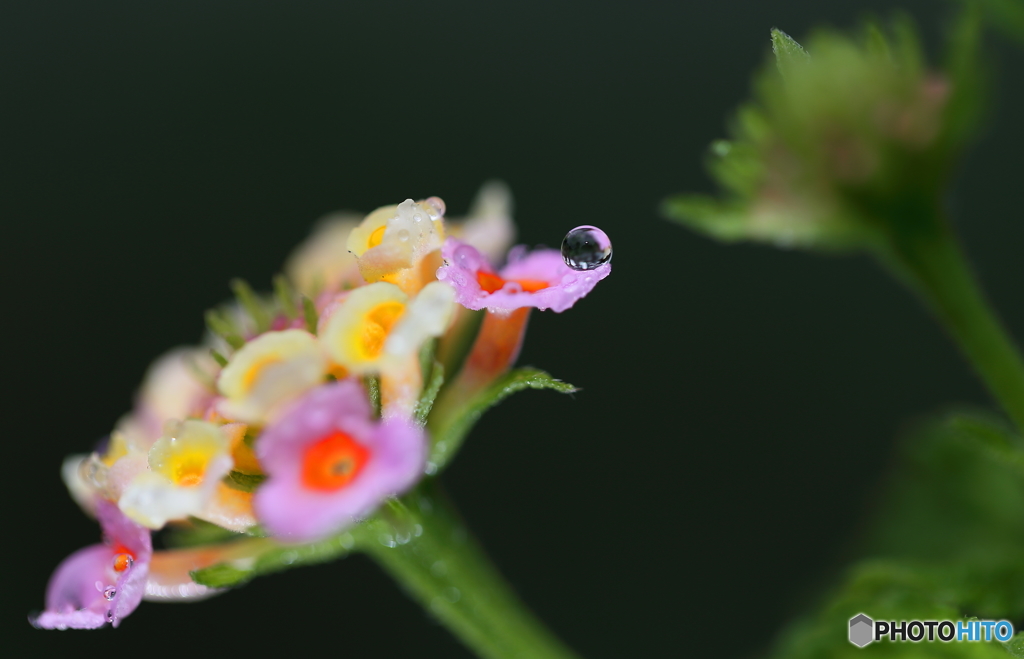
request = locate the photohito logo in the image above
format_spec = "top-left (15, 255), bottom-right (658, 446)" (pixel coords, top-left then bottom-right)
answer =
top-left (848, 613), bottom-right (1014, 647)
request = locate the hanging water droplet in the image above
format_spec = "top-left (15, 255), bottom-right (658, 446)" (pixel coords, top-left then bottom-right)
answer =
top-left (106, 610), bottom-right (114, 623)
top-left (424, 196), bottom-right (446, 219)
top-left (561, 225), bottom-right (612, 271)
top-left (103, 586), bottom-right (117, 600)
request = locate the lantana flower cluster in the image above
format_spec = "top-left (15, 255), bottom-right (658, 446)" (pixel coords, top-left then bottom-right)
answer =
top-left (33, 184), bottom-right (611, 629)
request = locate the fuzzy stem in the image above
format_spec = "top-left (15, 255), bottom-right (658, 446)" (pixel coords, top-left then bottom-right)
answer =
top-left (362, 483), bottom-right (578, 659)
top-left (880, 211), bottom-right (1024, 432)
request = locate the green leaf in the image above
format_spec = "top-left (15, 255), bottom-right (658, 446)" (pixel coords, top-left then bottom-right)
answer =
top-left (415, 360), bottom-right (445, 426)
top-left (1004, 632), bottom-right (1024, 657)
top-left (190, 531), bottom-right (357, 588)
top-left (769, 411), bottom-right (1024, 657)
top-left (771, 28), bottom-right (809, 80)
top-left (223, 470), bottom-right (266, 493)
top-left (427, 368), bottom-right (577, 472)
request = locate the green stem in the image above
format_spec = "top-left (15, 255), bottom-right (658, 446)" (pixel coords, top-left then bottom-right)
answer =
top-left (881, 214), bottom-right (1024, 433)
top-left (360, 482), bottom-right (579, 659)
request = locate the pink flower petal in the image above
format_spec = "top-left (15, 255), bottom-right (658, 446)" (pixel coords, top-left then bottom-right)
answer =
top-left (437, 238), bottom-right (610, 313)
top-left (31, 500), bottom-right (151, 630)
top-left (254, 380), bottom-right (426, 542)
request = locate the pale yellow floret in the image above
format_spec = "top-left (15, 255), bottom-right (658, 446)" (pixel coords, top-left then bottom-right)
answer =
top-left (114, 347), bottom-right (216, 449)
top-left (320, 282), bottom-right (409, 374)
top-left (346, 199), bottom-right (446, 294)
top-left (119, 420), bottom-right (233, 529)
top-left (217, 329), bottom-right (327, 423)
top-left (378, 282), bottom-right (457, 419)
top-left (284, 212), bottom-right (364, 296)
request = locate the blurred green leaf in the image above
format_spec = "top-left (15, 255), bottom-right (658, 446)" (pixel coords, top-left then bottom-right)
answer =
top-left (769, 411), bottom-right (1024, 657)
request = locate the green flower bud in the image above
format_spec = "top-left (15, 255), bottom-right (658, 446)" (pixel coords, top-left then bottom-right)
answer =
top-left (664, 16), bottom-right (982, 251)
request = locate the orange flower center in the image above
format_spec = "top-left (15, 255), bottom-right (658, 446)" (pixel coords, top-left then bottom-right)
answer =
top-left (301, 431), bottom-right (371, 492)
top-left (476, 271), bottom-right (549, 294)
top-left (361, 301), bottom-right (404, 359)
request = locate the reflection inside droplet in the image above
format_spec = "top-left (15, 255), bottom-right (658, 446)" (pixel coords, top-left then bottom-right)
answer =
top-left (561, 225), bottom-right (612, 271)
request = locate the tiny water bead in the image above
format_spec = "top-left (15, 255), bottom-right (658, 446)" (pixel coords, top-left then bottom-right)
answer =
top-left (103, 587), bottom-right (117, 601)
top-left (561, 226), bottom-right (612, 271)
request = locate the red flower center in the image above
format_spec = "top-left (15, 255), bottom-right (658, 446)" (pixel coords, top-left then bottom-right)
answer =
top-left (301, 431), bottom-right (371, 492)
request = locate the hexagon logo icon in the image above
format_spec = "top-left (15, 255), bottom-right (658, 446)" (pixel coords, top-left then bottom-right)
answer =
top-left (849, 613), bottom-right (874, 647)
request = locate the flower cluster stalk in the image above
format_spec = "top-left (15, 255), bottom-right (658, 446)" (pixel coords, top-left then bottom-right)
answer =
top-left (879, 206), bottom-right (1024, 433)
top-left (363, 483), bottom-right (579, 659)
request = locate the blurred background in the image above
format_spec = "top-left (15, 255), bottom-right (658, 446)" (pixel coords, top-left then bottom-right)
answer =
top-left (4, 1), bottom-right (1023, 656)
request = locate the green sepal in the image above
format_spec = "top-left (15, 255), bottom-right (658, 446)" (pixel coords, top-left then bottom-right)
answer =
top-left (770, 28), bottom-right (808, 80)
top-left (436, 308), bottom-right (485, 381)
top-left (223, 470), bottom-right (266, 493)
top-left (205, 309), bottom-right (245, 350)
top-left (190, 531), bottom-right (357, 588)
top-left (415, 360), bottom-right (445, 426)
top-left (364, 376), bottom-right (381, 417)
top-left (427, 368), bottom-right (577, 472)
top-left (162, 517), bottom-right (246, 549)
top-left (231, 278), bottom-right (271, 334)
top-left (190, 563), bottom-right (254, 589)
top-left (209, 349), bottom-right (229, 368)
top-left (273, 274), bottom-right (299, 320)
top-left (302, 296), bottom-right (319, 334)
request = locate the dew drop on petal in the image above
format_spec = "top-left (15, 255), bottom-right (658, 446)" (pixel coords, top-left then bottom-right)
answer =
top-left (453, 245), bottom-right (481, 271)
top-left (103, 587), bottom-right (117, 601)
top-left (561, 225), bottom-right (612, 271)
top-left (106, 610), bottom-right (114, 623)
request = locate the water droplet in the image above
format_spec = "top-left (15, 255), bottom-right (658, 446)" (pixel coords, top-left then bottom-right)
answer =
top-left (103, 587), bottom-right (117, 600)
top-left (106, 610), bottom-right (114, 623)
top-left (395, 529), bottom-right (412, 545)
top-left (431, 560), bottom-right (447, 577)
top-left (413, 524), bottom-right (423, 537)
top-left (397, 228), bottom-right (410, 242)
top-left (424, 196), bottom-right (446, 218)
top-left (378, 533), bottom-right (397, 548)
top-left (444, 587), bottom-right (461, 603)
top-left (453, 244), bottom-right (481, 271)
top-left (112, 553), bottom-right (134, 572)
top-left (424, 461), bottom-right (438, 475)
top-left (561, 225), bottom-right (612, 271)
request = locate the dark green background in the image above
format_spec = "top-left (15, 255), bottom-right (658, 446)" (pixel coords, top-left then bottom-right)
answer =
top-left (4, 1), bottom-right (1022, 656)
